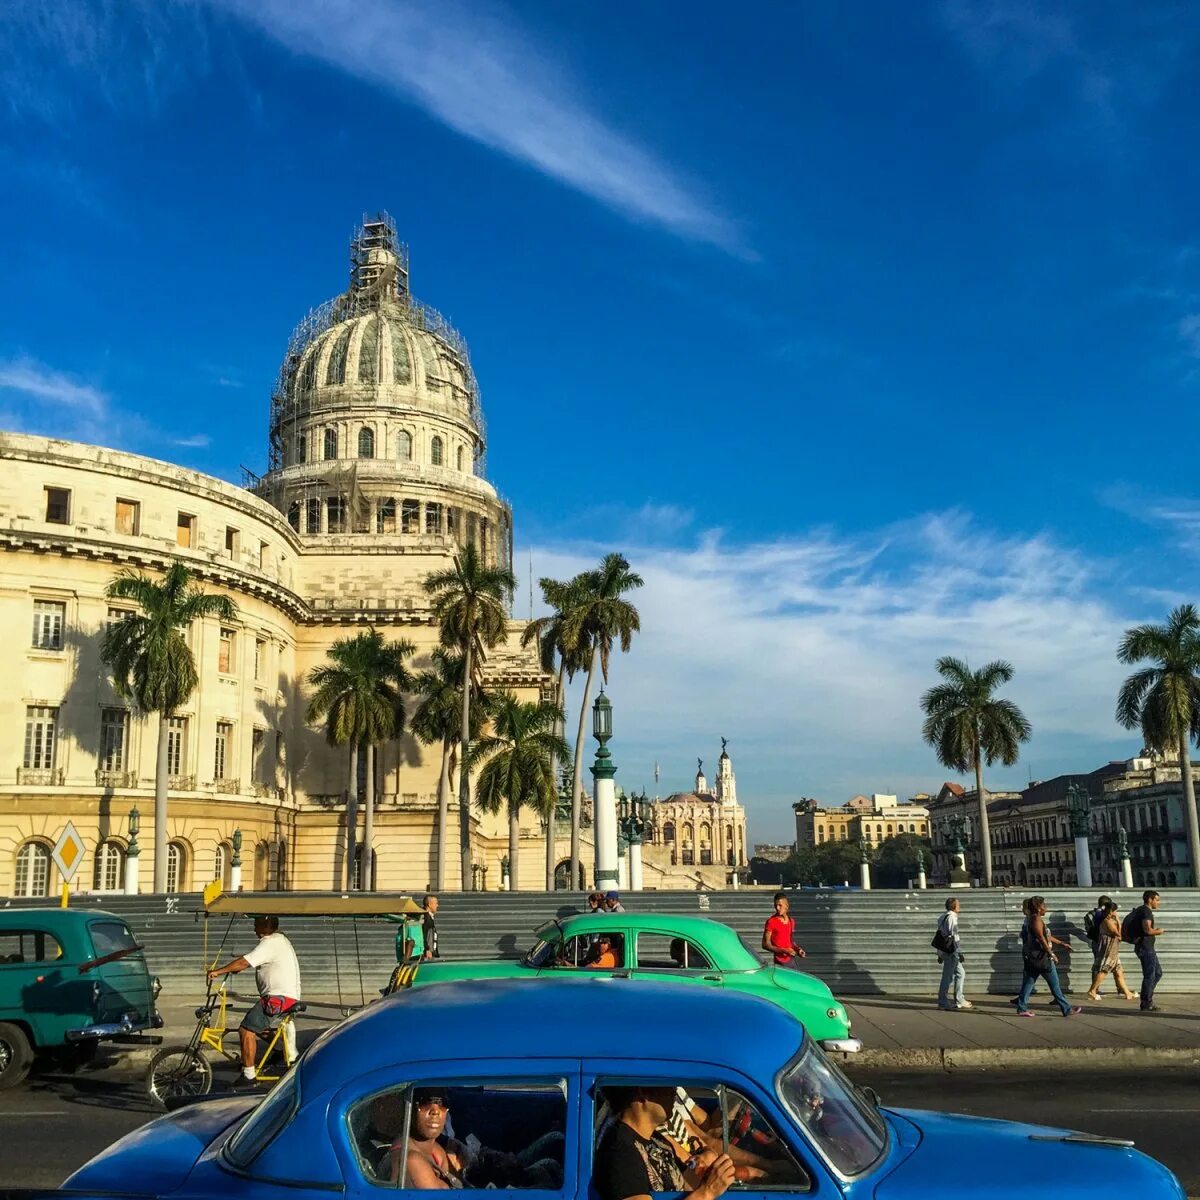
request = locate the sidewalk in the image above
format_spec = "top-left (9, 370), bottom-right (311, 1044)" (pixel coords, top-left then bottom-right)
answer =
top-left (846, 993), bottom-right (1200, 1071)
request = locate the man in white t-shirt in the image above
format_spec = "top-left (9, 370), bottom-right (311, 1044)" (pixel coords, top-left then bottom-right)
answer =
top-left (208, 915), bottom-right (302, 1089)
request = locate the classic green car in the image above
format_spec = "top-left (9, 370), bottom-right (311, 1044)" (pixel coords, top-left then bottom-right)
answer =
top-left (409, 912), bottom-right (860, 1052)
top-left (0, 907), bottom-right (162, 1089)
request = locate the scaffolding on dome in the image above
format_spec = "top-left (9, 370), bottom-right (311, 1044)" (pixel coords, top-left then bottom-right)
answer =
top-left (261, 212), bottom-right (488, 481)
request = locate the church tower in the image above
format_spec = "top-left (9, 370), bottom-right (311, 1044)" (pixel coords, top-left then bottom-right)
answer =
top-left (694, 760), bottom-right (709, 796)
top-left (716, 740), bottom-right (737, 806)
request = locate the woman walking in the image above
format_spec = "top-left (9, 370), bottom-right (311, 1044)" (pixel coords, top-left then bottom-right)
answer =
top-left (1087, 900), bottom-right (1136, 1001)
top-left (1016, 896), bottom-right (1082, 1017)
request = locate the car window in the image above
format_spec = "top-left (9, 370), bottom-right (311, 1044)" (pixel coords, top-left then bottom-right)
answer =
top-left (635, 934), bottom-right (713, 971)
top-left (89, 920), bottom-right (138, 958)
top-left (593, 1081), bottom-right (810, 1197)
top-left (549, 933), bottom-right (625, 969)
top-left (0, 929), bottom-right (63, 965)
top-left (348, 1078), bottom-right (568, 1190)
top-left (225, 1067), bottom-right (301, 1166)
top-left (778, 1044), bottom-right (886, 1177)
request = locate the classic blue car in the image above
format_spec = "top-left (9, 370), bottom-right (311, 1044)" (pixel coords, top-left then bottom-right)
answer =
top-left (64, 979), bottom-right (1182, 1200)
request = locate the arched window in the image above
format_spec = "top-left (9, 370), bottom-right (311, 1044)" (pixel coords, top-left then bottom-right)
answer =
top-left (457, 445), bottom-right (465, 471)
top-left (287, 503), bottom-right (300, 533)
top-left (254, 842), bottom-right (270, 891)
top-left (357, 427), bottom-right (375, 458)
top-left (323, 428), bottom-right (338, 460)
top-left (166, 842), bottom-right (187, 894)
top-left (93, 841), bottom-right (125, 892)
top-left (14, 841), bottom-right (51, 897)
top-left (431, 436), bottom-right (444, 466)
top-left (213, 843), bottom-right (227, 886)
top-left (662, 822), bottom-right (675, 843)
top-left (397, 430), bottom-right (412, 461)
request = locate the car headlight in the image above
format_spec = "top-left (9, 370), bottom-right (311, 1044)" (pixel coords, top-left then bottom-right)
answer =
top-left (152, 975), bottom-right (162, 999)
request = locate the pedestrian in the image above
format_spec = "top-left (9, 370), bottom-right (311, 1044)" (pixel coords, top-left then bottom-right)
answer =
top-left (1084, 893), bottom-right (1113, 997)
top-left (604, 891), bottom-right (626, 913)
top-left (1126, 889), bottom-right (1165, 1011)
top-left (1016, 896), bottom-right (1081, 1018)
top-left (206, 914), bottom-right (302, 1089)
top-left (762, 891), bottom-right (806, 968)
top-left (1086, 900), bottom-right (1136, 1002)
top-left (422, 893), bottom-right (440, 961)
top-left (586, 891), bottom-right (605, 914)
top-left (935, 898), bottom-right (972, 1011)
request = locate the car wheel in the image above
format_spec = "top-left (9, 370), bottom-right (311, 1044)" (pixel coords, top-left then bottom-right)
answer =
top-left (0, 1023), bottom-right (33, 1091)
top-left (146, 1046), bottom-right (212, 1107)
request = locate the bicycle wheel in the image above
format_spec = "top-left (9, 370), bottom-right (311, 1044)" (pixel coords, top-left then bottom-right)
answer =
top-left (146, 1045), bottom-right (212, 1107)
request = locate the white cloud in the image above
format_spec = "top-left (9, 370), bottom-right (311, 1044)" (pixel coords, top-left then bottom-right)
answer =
top-left (173, 434), bottom-right (212, 448)
top-left (519, 513), bottom-right (1143, 841)
top-left (0, 356), bottom-right (109, 418)
top-left (208, 0), bottom-right (746, 254)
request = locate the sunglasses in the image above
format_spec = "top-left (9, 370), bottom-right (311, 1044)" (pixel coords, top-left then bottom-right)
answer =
top-left (415, 1096), bottom-right (449, 1111)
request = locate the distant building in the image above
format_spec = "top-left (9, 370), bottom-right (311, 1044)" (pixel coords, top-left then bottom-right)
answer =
top-left (793, 794), bottom-right (930, 849)
top-left (753, 843), bottom-right (794, 864)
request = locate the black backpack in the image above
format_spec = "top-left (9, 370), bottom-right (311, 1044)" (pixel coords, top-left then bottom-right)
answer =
top-left (1083, 909), bottom-right (1100, 943)
top-left (1120, 908), bottom-right (1142, 945)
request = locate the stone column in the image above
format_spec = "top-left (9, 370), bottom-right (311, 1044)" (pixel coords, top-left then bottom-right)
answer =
top-left (369, 496), bottom-right (379, 534)
top-left (124, 846), bottom-right (140, 896)
top-left (592, 762), bottom-right (618, 893)
top-left (1118, 827), bottom-right (1134, 889)
top-left (629, 838), bottom-right (644, 891)
top-left (319, 497), bottom-right (329, 534)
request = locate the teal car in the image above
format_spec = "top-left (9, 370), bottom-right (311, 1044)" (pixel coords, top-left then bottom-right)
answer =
top-left (409, 912), bottom-right (860, 1052)
top-left (0, 907), bottom-right (162, 1089)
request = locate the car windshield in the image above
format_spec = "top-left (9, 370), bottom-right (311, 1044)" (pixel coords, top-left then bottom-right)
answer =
top-left (778, 1041), bottom-right (886, 1176)
top-left (225, 1068), bottom-right (300, 1166)
top-left (522, 935), bottom-right (562, 968)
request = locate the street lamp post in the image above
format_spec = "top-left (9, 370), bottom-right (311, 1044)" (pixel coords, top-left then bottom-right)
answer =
top-left (1118, 826), bottom-right (1133, 889)
top-left (124, 806), bottom-right (141, 895)
top-left (591, 691), bottom-right (618, 892)
top-left (1067, 783), bottom-right (1093, 889)
top-left (618, 791), bottom-right (651, 891)
top-left (915, 844), bottom-right (927, 891)
top-left (230, 828), bottom-right (243, 893)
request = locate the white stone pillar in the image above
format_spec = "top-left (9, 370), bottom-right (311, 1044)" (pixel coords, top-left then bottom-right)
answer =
top-left (917, 868), bottom-right (927, 890)
top-left (859, 860), bottom-right (871, 890)
top-left (629, 841), bottom-right (644, 891)
top-left (1074, 836), bottom-right (1093, 888)
top-left (124, 851), bottom-right (140, 896)
top-left (230, 862), bottom-right (243, 893)
top-left (618, 851), bottom-right (629, 891)
top-left (594, 776), bottom-right (618, 892)
top-left (501, 865), bottom-right (511, 892)
top-left (1121, 854), bottom-right (1134, 890)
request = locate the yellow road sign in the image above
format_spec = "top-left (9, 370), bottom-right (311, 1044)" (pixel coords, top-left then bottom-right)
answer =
top-left (51, 822), bottom-right (86, 882)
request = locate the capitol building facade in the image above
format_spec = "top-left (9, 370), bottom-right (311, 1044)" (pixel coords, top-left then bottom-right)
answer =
top-left (0, 216), bottom-right (748, 898)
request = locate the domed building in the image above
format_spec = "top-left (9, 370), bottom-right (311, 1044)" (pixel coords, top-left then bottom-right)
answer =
top-left (0, 215), bottom-right (554, 897)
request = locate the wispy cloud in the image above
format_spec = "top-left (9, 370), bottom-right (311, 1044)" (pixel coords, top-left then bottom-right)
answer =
top-left (209, 0), bottom-right (746, 255)
top-left (173, 434), bottom-right (212, 448)
top-left (1103, 484), bottom-right (1200, 559)
top-left (0, 356), bottom-right (108, 417)
top-left (520, 511), bottom-right (1141, 839)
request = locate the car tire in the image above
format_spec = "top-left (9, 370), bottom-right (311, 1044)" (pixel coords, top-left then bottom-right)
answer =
top-left (0, 1022), bottom-right (33, 1091)
top-left (146, 1046), bottom-right (212, 1107)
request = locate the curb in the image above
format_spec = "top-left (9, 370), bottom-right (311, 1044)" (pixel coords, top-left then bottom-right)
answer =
top-left (852, 1045), bottom-right (1200, 1073)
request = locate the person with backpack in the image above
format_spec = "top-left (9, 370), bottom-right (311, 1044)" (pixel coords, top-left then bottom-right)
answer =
top-left (1083, 894), bottom-right (1112, 996)
top-left (1123, 890), bottom-right (1165, 1011)
top-left (1016, 896), bottom-right (1082, 1017)
top-left (934, 898), bottom-right (971, 1011)
top-left (1086, 900), bottom-right (1135, 1002)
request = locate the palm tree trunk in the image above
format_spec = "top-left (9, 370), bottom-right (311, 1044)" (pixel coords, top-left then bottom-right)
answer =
top-left (362, 743), bottom-right (375, 891)
top-left (435, 739), bottom-right (451, 892)
top-left (153, 713), bottom-right (170, 893)
top-left (509, 800), bottom-right (520, 892)
top-left (1179, 734), bottom-right (1200, 885)
top-left (570, 646), bottom-right (598, 890)
top-left (974, 753), bottom-right (993, 887)
top-left (545, 801), bottom-right (556, 891)
top-left (459, 636), bottom-right (474, 890)
top-left (346, 742), bottom-right (359, 891)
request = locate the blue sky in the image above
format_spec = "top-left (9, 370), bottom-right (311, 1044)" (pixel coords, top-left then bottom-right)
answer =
top-left (2, 1), bottom-right (1199, 841)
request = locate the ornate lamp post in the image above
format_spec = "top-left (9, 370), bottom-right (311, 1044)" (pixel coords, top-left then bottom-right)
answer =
top-left (230, 827), bottom-right (243, 893)
top-left (1118, 825), bottom-right (1134, 890)
top-left (500, 854), bottom-right (511, 892)
top-left (1066, 783), bottom-right (1093, 889)
top-left (915, 844), bottom-right (927, 891)
top-left (618, 791), bottom-right (651, 891)
top-left (124, 806), bottom-right (141, 895)
top-left (858, 839), bottom-right (872, 891)
top-left (591, 691), bottom-right (618, 892)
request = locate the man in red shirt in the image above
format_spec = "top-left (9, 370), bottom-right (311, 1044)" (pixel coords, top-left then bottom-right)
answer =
top-left (762, 892), bottom-right (806, 967)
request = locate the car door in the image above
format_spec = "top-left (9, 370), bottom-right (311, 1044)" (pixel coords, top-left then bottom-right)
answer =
top-left (628, 931), bottom-right (721, 991)
top-left (330, 1057), bottom-right (584, 1200)
top-left (0, 924), bottom-right (70, 1047)
top-left (582, 1059), bottom-right (844, 1200)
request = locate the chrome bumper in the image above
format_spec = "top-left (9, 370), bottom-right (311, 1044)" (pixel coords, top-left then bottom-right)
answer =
top-left (820, 1037), bottom-right (863, 1054)
top-left (66, 1010), bottom-right (160, 1041)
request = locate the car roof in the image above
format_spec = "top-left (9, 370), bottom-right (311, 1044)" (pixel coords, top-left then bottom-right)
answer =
top-left (0, 907), bottom-right (130, 928)
top-left (301, 977), bottom-right (803, 1097)
top-left (555, 911), bottom-right (749, 945)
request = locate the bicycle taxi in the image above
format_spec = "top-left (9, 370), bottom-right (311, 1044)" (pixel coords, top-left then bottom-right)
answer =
top-left (146, 885), bottom-right (424, 1106)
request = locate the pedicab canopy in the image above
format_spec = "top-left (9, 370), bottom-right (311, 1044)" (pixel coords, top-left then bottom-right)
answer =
top-left (202, 882), bottom-right (424, 916)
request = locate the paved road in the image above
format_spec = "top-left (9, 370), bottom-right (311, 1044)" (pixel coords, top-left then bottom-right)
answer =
top-left (846, 1066), bottom-right (1200, 1194)
top-left (4, 1064), bottom-right (1199, 1193)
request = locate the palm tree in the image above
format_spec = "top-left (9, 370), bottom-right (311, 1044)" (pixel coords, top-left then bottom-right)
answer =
top-left (423, 544), bottom-right (517, 888)
top-left (920, 657), bottom-right (1031, 887)
top-left (305, 629), bottom-right (415, 889)
top-left (1117, 605), bottom-right (1200, 878)
top-left (411, 649), bottom-right (490, 892)
top-left (101, 563), bottom-right (238, 892)
top-left (521, 575), bottom-right (591, 888)
top-left (470, 693), bottom-right (568, 890)
top-left (559, 554), bottom-right (643, 889)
